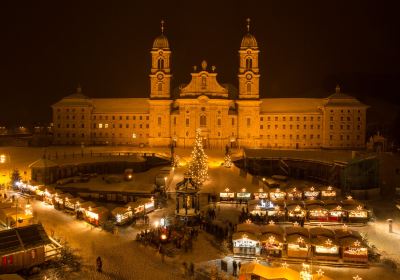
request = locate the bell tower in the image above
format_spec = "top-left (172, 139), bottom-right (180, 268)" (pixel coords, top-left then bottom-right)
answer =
top-left (150, 20), bottom-right (172, 99)
top-left (238, 18), bottom-right (260, 99)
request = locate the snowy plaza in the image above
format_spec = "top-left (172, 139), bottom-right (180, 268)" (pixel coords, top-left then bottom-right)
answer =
top-left (0, 144), bottom-right (400, 280)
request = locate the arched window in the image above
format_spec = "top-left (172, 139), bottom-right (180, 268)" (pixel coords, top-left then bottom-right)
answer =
top-left (158, 83), bottom-right (162, 92)
top-left (157, 58), bottom-right (164, 69)
top-left (246, 58), bottom-right (252, 69)
top-left (247, 83), bottom-right (251, 93)
top-left (200, 115), bottom-right (207, 127)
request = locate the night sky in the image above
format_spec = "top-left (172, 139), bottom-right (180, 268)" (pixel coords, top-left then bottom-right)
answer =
top-left (1, 1), bottom-right (399, 127)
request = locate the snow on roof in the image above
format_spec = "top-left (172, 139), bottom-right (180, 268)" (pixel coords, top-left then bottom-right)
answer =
top-left (260, 98), bottom-right (325, 114)
top-left (240, 262), bottom-right (302, 280)
top-left (91, 98), bottom-right (149, 113)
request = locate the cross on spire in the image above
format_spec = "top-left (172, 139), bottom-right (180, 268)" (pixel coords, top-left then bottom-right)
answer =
top-left (246, 18), bottom-right (251, 32)
top-left (161, 20), bottom-right (165, 34)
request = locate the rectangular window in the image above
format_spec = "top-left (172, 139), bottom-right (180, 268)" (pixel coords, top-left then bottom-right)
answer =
top-left (99, 123), bottom-right (103, 128)
top-left (283, 117), bottom-right (286, 121)
top-left (158, 117), bottom-right (162, 125)
top-left (146, 116), bottom-right (149, 120)
top-left (274, 125), bottom-right (278, 129)
top-left (260, 125), bottom-right (263, 129)
top-left (296, 117), bottom-right (300, 121)
top-left (267, 116), bottom-right (271, 121)
top-left (140, 116), bottom-right (143, 120)
top-left (119, 116), bottom-right (122, 120)
top-left (119, 124), bottom-right (122, 128)
top-left (260, 117), bottom-right (264, 121)
top-left (186, 118), bottom-right (189, 127)
top-left (133, 116), bottom-right (136, 120)
top-left (217, 119), bottom-right (221, 126)
top-left (140, 124), bottom-right (142, 128)
top-left (330, 116), bottom-right (333, 121)
top-left (247, 118), bottom-right (251, 127)
top-left (232, 118), bottom-right (235, 126)
top-left (126, 116), bottom-right (129, 120)
top-left (330, 125), bottom-right (333, 130)
top-left (112, 116), bottom-right (115, 120)
top-left (275, 116), bottom-right (278, 121)
top-left (126, 124), bottom-right (129, 128)
top-left (283, 125), bottom-right (286, 129)
top-left (173, 117), bottom-right (176, 125)
top-left (146, 124), bottom-right (149, 128)
top-left (289, 117), bottom-right (293, 121)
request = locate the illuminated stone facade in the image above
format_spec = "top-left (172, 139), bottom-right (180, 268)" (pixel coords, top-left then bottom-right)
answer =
top-left (52, 21), bottom-right (368, 150)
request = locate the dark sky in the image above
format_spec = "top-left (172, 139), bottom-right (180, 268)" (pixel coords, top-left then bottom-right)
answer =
top-left (1, 1), bottom-right (399, 127)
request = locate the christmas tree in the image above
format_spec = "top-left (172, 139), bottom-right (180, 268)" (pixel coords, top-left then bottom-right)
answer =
top-left (188, 129), bottom-right (208, 185)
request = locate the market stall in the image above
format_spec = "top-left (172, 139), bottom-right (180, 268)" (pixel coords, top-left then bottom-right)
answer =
top-left (286, 202), bottom-right (306, 222)
top-left (125, 197), bottom-right (155, 218)
top-left (286, 187), bottom-right (303, 201)
top-left (236, 188), bottom-right (252, 203)
top-left (35, 185), bottom-right (46, 200)
top-left (232, 232), bottom-right (260, 256)
top-left (219, 188), bottom-right (235, 202)
top-left (112, 206), bottom-right (133, 225)
top-left (285, 226), bottom-right (311, 259)
top-left (43, 187), bottom-right (57, 205)
top-left (54, 193), bottom-right (73, 210)
top-left (335, 229), bottom-right (368, 263)
top-left (84, 206), bottom-right (109, 226)
top-left (325, 201), bottom-right (346, 222)
top-left (253, 189), bottom-right (268, 200)
top-left (64, 197), bottom-right (84, 212)
top-left (302, 186), bottom-right (320, 200)
top-left (259, 225), bottom-right (284, 257)
top-left (305, 200), bottom-right (327, 221)
top-left (309, 227), bottom-right (339, 261)
top-left (267, 201), bottom-right (286, 221)
top-left (320, 186), bottom-right (339, 200)
top-left (268, 188), bottom-right (286, 202)
top-left (341, 199), bottom-right (369, 223)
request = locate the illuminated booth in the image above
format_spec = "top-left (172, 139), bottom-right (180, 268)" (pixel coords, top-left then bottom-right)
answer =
top-left (64, 197), bottom-right (84, 212)
top-left (302, 186), bottom-right (320, 200)
top-left (267, 202), bottom-right (286, 221)
top-left (43, 187), bottom-right (57, 205)
top-left (305, 200), bottom-right (328, 221)
top-left (77, 201), bottom-right (96, 219)
top-left (35, 185), bottom-right (46, 200)
top-left (341, 198), bottom-right (369, 223)
top-left (259, 224), bottom-right (284, 257)
top-left (269, 188), bottom-right (286, 202)
top-left (253, 188), bottom-right (268, 200)
top-left (335, 229), bottom-right (368, 263)
top-left (219, 187), bottom-right (235, 202)
top-left (84, 206), bottom-right (109, 226)
top-left (248, 199), bottom-right (275, 216)
top-left (54, 192), bottom-right (73, 210)
top-left (125, 197), bottom-right (155, 218)
top-left (236, 188), bottom-right (252, 202)
top-left (285, 226), bottom-right (311, 259)
top-left (112, 206), bottom-right (133, 225)
top-left (310, 227), bottom-right (339, 261)
top-left (286, 202), bottom-right (306, 221)
top-left (320, 186), bottom-right (338, 200)
top-left (325, 201), bottom-right (346, 222)
top-left (286, 187), bottom-right (302, 201)
top-left (232, 232), bottom-right (260, 256)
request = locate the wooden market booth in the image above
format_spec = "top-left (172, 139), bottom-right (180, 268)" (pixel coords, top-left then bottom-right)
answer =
top-left (112, 206), bottom-right (133, 225)
top-left (77, 201), bottom-right (96, 219)
top-left (305, 200), bottom-right (328, 222)
top-left (268, 188), bottom-right (286, 202)
top-left (232, 232), bottom-right (260, 257)
top-left (64, 197), bottom-right (84, 212)
top-left (0, 224), bottom-right (61, 274)
top-left (335, 228), bottom-right (368, 263)
top-left (286, 201), bottom-right (306, 222)
top-left (259, 224), bottom-right (284, 257)
top-left (285, 226), bottom-right (311, 259)
top-left (324, 200), bottom-right (346, 222)
top-left (341, 198), bottom-right (369, 223)
top-left (43, 187), bottom-right (57, 205)
top-left (320, 186), bottom-right (339, 200)
top-left (84, 206), bottom-right (109, 226)
top-left (302, 186), bottom-right (320, 200)
top-left (53, 192), bottom-right (73, 210)
top-left (309, 227), bottom-right (340, 261)
top-left (266, 200), bottom-right (286, 222)
top-left (286, 187), bottom-right (302, 201)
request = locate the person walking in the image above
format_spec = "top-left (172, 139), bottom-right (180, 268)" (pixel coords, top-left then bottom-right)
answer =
top-left (96, 256), bottom-right (103, 272)
top-left (232, 260), bottom-right (237, 276)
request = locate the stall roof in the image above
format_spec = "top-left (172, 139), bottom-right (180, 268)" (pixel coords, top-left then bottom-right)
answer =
top-left (338, 236), bottom-right (366, 248)
top-left (239, 262), bottom-right (300, 280)
top-left (309, 227), bottom-right (335, 238)
top-left (90, 207), bottom-right (109, 215)
top-left (304, 200), bottom-right (324, 206)
top-left (259, 224), bottom-right (284, 235)
top-left (79, 201), bottom-right (97, 209)
top-left (285, 226), bottom-right (309, 237)
top-left (236, 223), bottom-right (261, 235)
top-left (306, 204), bottom-right (328, 211)
top-left (0, 224), bottom-right (51, 256)
top-left (111, 206), bottom-right (129, 216)
top-left (259, 232), bottom-right (285, 243)
top-left (311, 235), bottom-right (339, 246)
top-left (334, 229), bottom-right (362, 240)
top-left (286, 233), bottom-right (311, 244)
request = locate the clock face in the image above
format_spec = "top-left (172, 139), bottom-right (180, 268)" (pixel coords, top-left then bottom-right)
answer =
top-left (246, 74), bottom-right (252, 80)
top-left (157, 74), bottom-right (163, 80)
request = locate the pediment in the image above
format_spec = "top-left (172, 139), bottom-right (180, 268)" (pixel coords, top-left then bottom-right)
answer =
top-left (179, 70), bottom-right (228, 98)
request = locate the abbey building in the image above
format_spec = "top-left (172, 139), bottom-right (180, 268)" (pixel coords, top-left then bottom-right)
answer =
top-left (52, 20), bottom-right (368, 149)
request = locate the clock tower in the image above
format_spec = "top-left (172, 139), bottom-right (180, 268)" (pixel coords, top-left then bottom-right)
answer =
top-left (150, 20), bottom-right (171, 99)
top-left (238, 18), bottom-right (260, 99)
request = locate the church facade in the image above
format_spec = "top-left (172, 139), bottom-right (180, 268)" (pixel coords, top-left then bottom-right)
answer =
top-left (52, 21), bottom-right (368, 150)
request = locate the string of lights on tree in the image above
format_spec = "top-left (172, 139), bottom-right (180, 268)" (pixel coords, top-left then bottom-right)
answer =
top-left (188, 129), bottom-right (208, 185)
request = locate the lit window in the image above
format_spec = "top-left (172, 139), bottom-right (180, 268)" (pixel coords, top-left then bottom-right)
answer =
top-left (105, 124), bottom-right (108, 128)
top-left (99, 124), bottom-right (103, 128)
